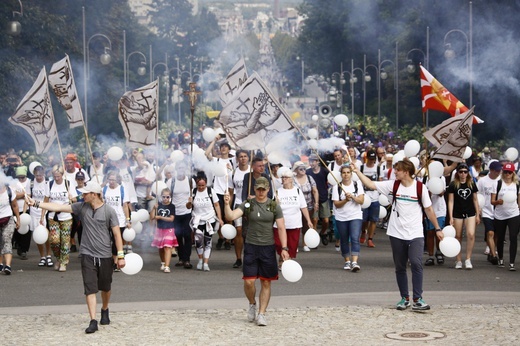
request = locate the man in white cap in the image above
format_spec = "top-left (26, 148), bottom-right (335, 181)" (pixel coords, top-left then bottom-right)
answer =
top-left (25, 181), bottom-right (125, 334)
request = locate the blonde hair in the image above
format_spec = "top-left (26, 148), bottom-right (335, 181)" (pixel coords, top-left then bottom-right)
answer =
top-left (52, 165), bottom-right (64, 175)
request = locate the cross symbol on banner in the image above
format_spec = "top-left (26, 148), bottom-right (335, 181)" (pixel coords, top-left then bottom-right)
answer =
top-left (441, 90), bottom-right (450, 98)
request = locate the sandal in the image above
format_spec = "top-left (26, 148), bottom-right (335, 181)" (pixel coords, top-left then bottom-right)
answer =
top-left (436, 253), bottom-right (444, 265)
top-left (46, 256), bottom-right (54, 267)
top-left (425, 258), bottom-right (435, 266)
top-left (38, 258), bottom-right (46, 267)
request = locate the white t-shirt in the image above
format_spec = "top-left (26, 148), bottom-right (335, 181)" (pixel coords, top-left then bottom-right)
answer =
top-left (211, 157), bottom-right (234, 195)
top-left (328, 161), bottom-right (343, 173)
top-left (64, 168), bottom-right (90, 188)
top-left (133, 163), bottom-right (156, 198)
top-left (0, 187), bottom-right (16, 218)
top-left (491, 180), bottom-right (520, 220)
top-left (168, 175), bottom-right (195, 216)
top-left (360, 164), bottom-right (380, 202)
top-left (88, 164), bottom-right (104, 185)
top-left (46, 180), bottom-right (77, 221)
top-left (12, 179), bottom-right (31, 212)
top-left (192, 188), bottom-right (219, 224)
top-left (29, 180), bottom-right (49, 229)
top-left (119, 167), bottom-right (138, 203)
top-left (274, 186), bottom-right (307, 229)
top-left (477, 174), bottom-right (500, 219)
top-left (331, 181), bottom-right (365, 221)
top-left (375, 180), bottom-right (432, 240)
top-left (232, 166), bottom-right (249, 206)
top-left (103, 184), bottom-right (130, 226)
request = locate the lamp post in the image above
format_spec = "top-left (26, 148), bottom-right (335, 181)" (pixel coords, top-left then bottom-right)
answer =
top-left (444, 2), bottom-right (472, 108)
top-left (152, 53), bottom-right (169, 123)
top-left (82, 7), bottom-right (112, 141)
top-left (407, 27), bottom-right (430, 129)
top-left (123, 30), bottom-right (147, 92)
top-left (350, 59), bottom-right (363, 124)
top-left (7, 0), bottom-right (23, 35)
top-left (296, 56), bottom-right (305, 96)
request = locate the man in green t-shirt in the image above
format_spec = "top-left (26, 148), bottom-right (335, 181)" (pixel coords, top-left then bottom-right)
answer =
top-left (224, 177), bottom-right (289, 327)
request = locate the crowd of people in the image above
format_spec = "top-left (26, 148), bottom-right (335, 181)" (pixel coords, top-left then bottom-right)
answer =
top-left (0, 134), bottom-right (518, 329)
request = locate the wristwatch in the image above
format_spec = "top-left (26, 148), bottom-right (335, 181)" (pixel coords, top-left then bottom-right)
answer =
top-left (282, 247), bottom-right (289, 251)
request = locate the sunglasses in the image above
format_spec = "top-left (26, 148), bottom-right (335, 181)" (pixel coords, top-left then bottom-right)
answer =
top-left (503, 171), bottom-right (514, 175)
top-left (458, 170), bottom-right (469, 174)
top-left (161, 195), bottom-right (171, 199)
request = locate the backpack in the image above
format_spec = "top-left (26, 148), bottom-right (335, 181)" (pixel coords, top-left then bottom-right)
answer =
top-left (192, 186), bottom-right (218, 215)
top-left (391, 180), bottom-right (424, 210)
top-left (49, 179), bottom-right (71, 221)
top-left (360, 164), bottom-right (381, 180)
top-left (337, 181), bottom-right (358, 201)
top-left (102, 185), bottom-right (125, 206)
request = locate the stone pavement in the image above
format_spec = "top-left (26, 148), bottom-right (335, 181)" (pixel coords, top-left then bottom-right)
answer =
top-left (1, 292), bottom-right (519, 345)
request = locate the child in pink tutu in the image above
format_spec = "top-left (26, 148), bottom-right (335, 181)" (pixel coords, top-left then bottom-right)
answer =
top-left (150, 188), bottom-right (177, 273)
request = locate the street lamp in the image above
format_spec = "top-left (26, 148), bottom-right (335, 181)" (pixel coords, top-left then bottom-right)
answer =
top-left (296, 56), bottom-right (305, 96)
top-left (82, 7), bottom-right (112, 140)
top-left (7, 0), bottom-right (23, 35)
top-left (123, 30), bottom-right (147, 92)
top-left (443, 1), bottom-right (473, 108)
top-left (152, 53), bottom-right (169, 123)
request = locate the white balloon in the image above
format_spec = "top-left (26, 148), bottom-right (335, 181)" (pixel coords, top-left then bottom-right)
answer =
top-left (439, 237), bottom-right (461, 258)
top-left (29, 161), bottom-right (42, 175)
top-left (307, 128), bottom-right (318, 139)
top-left (379, 206), bottom-right (387, 219)
top-left (427, 177), bottom-right (444, 195)
top-left (131, 211), bottom-right (138, 222)
top-left (202, 128), bottom-right (216, 142)
top-left (132, 221), bottom-right (143, 234)
top-left (193, 148), bottom-right (207, 162)
top-left (268, 152), bottom-right (283, 164)
top-left (151, 181), bottom-right (168, 195)
top-left (170, 150), bottom-right (185, 163)
top-left (477, 193), bottom-right (485, 209)
top-left (409, 157), bottom-right (420, 171)
top-left (281, 259), bottom-right (303, 283)
top-left (404, 140), bottom-right (420, 158)
top-left (505, 147), bottom-right (519, 161)
top-left (311, 114), bottom-right (319, 122)
top-left (333, 131), bottom-right (339, 137)
top-left (304, 228), bottom-right (320, 248)
top-left (33, 225), bottom-right (48, 244)
top-left (463, 146), bottom-right (472, 159)
top-left (136, 209), bottom-right (150, 222)
top-left (428, 161), bottom-right (444, 178)
top-left (361, 196), bottom-right (372, 209)
top-left (221, 224), bottom-right (237, 239)
top-left (307, 139), bottom-right (318, 149)
top-left (17, 224), bottom-right (29, 235)
top-left (442, 225), bottom-right (456, 238)
top-left (503, 191), bottom-right (517, 204)
top-left (213, 164), bottom-right (227, 177)
top-left (19, 213), bottom-right (32, 227)
top-left (121, 253), bottom-right (144, 275)
top-left (327, 171), bottom-right (341, 186)
top-left (123, 228), bottom-right (136, 242)
top-left (392, 152), bottom-right (405, 165)
top-left (107, 146), bottom-right (124, 161)
top-left (378, 194), bottom-right (390, 207)
top-left (334, 113), bottom-right (349, 126)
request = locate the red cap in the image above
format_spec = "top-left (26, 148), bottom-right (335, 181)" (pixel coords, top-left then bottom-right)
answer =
top-left (503, 162), bottom-right (515, 172)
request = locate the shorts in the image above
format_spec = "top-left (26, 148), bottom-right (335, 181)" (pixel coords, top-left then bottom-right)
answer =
top-left (362, 200), bottom-right (380, 222)
top-left (482, 217), bottom-right (494, 233)
top-left (452, 211), bottom-right (476, 219)
top-left (81, 254), bottom-right (114, 295)
top-left (425, 217), bottom-right (446, 230)
top-left (242, 243), bottom-right (279, 281)
top-left (312, 200), bottom-right (331, 219)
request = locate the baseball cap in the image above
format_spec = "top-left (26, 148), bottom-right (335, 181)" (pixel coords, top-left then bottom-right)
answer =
top-left (503, 162), bottom-right (515, 172)
top-left (489, 161), bottom-right (502, 171)
top-left (254, 177), bottom-right (270, 190)
top-left (65, 153), bottom-right (77, 162)
top-left (292, 161), bottom-right (306, 172)
top-left (367, 150), bottom-right (376, 160)
top-left (15, 166), bottom-right (27, 177)
top-left (75, 171), bottom-right (86, 180)
top-left (78, 181), bottom-right (102, 194)
top-left (457, 163), bottom-right (469, 171)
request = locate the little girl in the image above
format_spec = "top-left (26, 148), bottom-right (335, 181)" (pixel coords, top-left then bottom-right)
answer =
top-left (150, 188), bottom-right (177, 273)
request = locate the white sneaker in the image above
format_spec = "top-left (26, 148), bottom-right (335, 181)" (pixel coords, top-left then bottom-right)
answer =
top-left (163, 266), bottom-right (170, 273)
top-left (256, 313), bottom-right (267, 326)
top-left (343, 261), bottom-right (351, 270)
top-left (203, 263), bottom-right (210, 271)
top-left (303, 246), bottom-right (310, 252)
top-left (196, 260), bottom-right (203, 270)
top-left (484, 246), bottom-right (490, 255)
top-left (247, 304), bottom-right (257, 322)
top-left (160, 262), bottom-right (165, 271)
top-left (455, 261), bottom-right (463, 269)
top-left (465, 259), bottom-right (473, 270)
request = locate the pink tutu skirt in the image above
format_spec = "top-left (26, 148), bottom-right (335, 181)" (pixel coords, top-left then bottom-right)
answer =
top-left (151, 227), bottom-right (178, 248)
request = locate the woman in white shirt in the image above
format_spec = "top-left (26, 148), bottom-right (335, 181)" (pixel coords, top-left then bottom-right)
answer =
top-left (30, 166), bottom-right (53, 267)
top-left (187, 174), bottom-right (223, 271)
top-left (332, 164), bottom-right (365, 272)
top-left (0, 184), bottom-right (21, 275)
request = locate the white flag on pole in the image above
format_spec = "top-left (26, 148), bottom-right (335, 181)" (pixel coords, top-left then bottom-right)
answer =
top-left (219, 58), bottom-right (248, 107)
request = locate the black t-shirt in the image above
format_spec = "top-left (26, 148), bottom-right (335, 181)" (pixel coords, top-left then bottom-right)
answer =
top-left (306, 167), bottom-right (329, 203)
top-left (447, 181), bottom-right (478, 215)
top-left (156, 203), bottom-right (176, 229)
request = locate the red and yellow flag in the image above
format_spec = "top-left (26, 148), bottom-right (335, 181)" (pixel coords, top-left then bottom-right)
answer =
top-left (420, 66), bottom-right (483, 124)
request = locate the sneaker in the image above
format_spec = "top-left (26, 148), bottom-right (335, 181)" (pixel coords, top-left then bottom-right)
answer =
top-left (224, 242), bottom-right (231, 250)
top-left (359, 232), bottom-right (366, 244)
top-left (59, 264), bottom-right (67, 272)
top-left (70, 245), bottom-right (77, 253)
top-left (256, 313), bottom-right (267, 326)
top-left (396, 297), bottom-right (410, 310)
top-left (160, 262), bottom-right (165, 271)
top-left (216, 238), bottom-right (224, 250)
top-left (367, 239), bottom-right (375, 248)
top-left (465, 259), bottom-right (473, 270)
top-left (46, 256), bottom-right (54, 267)
top-left (484, 246), bottom-right (490, 255)
top-left (412, 298), bottom-right (430, 311)
top-left (343, 261), bottom-right (351, 270)
top-left (171, 249), bottom-right (178, 257)
top-left (174, 261), bottom-right (184, 267)
top-left (100, 308), bottom-right (110, 325)
top-left (54, 262), bottom-right (60, 271)
top-left (203, 263), bottom-right (210, 271)
top-left (425, 257), bottom-right (435, 266)
top-left (436, 253), bottom-right (444, 265)
top-left (197, 260), bottom-right (203, 270)
top-left (85, 319), bottom-right (98, 334)
top-left (509, 263), bottom-right (516, 271)
top-left (164, 266), bottom-right (171, 273)
top-left (247, 304), bottom-right (257, 322)
top-left (126, 245), bottom-right (133, 254)
top-left (0, 263), bottom-right (3, 272)
top-left (20, 252), bottom-right (28, 260)
top-left (351, 262), bottom-right (360, 272)
top-left (490, 256), bottom-right (499, 265)
top-left (184, 262), bottom-right (193, 269)
top-left (3, 265), bottom-right (11, 275)
top-left (233, 259), bottom-right (242, 268)
top-left (455, 261), bottom-right (463, 269)
top-left (335, 245), bottom-right (340, 252)
top-left (321, 234), bottom-right (329, 246)
top-left (39, 257), bottom-right (46, 267)
top-left (303, 246), bottom-right (310, 252)
top-left (498, 259), bottom-right (505, 268)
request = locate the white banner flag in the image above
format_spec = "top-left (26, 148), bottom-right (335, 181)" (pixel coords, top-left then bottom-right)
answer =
top-left (9, 67), bottom-right (57, 154)
top-left (219, 58), bottom-right (248, 107)
top-left (48, 55), bottom-right (84, 128)
top-left (118, 80), bottom-right (159, 147)
top-left (424, 107), bottom-right (474, 161)
top-left (218, 72), bottom-right (295, 150)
